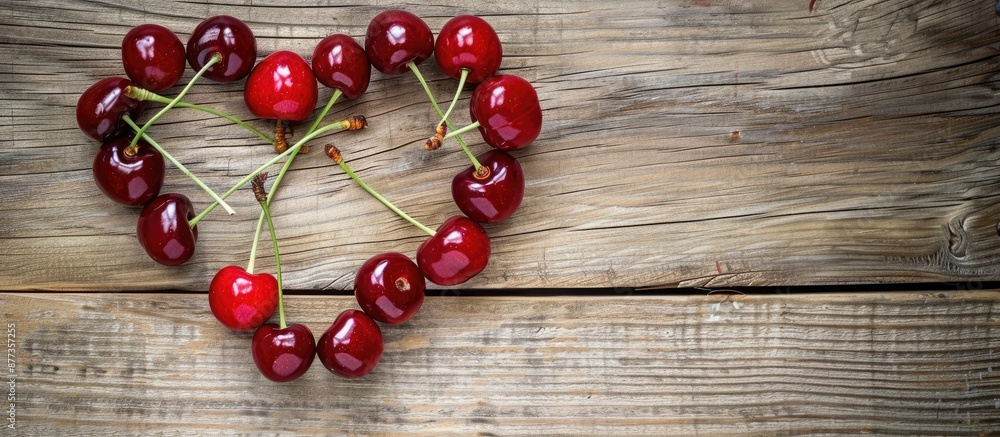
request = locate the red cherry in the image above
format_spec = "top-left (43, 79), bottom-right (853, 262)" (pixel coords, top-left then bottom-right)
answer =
top-left (76, 77), bottom-right (144, 142)
top-left (244, 51), bottom-right (318, 122)
top-left (186, 15), bottom-right (257, 82)
top-left (252, 323), bottom-right (316, 382)
top-left (364, 10), bottom-right (433, 75)
top-left (355, 253), bottom-right (425, 325)
top-left (208, 265), bottom-right (278, 331)
top-left (452, 150), bottom-right (524, 224)
top-left (434, 15), bottom-right (502, 84)
top-left (316, 309), bottom-right (383, 378)
top-left (92, 138), bottom-right (165, 206)
top-left (312, 34), bottom-right (371, 100)
top-left (136, 193), bottom-right (198, 266)
top-left (470, 74), bottom-right (542, 150)
top-left (416, 216), bottom-right (490, 286)
top-left (121, 24), bottom-right (186, 92)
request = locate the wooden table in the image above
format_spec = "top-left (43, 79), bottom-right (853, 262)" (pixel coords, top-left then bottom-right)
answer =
top-left (2, 0), bottom-right (999, 434)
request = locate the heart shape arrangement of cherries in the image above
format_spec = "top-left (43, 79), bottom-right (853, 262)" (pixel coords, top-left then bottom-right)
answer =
top-left (76, 11), bottom-right (542, 382)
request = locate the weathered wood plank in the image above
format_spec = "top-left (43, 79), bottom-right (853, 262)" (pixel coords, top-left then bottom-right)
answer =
top-left (4, 0), bottom-right (1000, 290)
top-left (2, 290), bottom-right (998, 434)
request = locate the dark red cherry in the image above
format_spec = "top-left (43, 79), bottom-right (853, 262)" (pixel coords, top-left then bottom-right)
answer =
top-left (186, 15), bottom-right (257, 82)
top-left (434, 15), bottom-right (502, 84)
top-left (452, 150), bottom-right (524, 224)
top-left (208, 265), bottom-right (278, 331)
top-left (316, 309), bottom-right (383, 378)
top-left (355, 252), bottom-right (425, 325)
top-left (470, 74), bottom-right (542, 150)
top-left (244, 50), bottom-right (318, 122)
top-left (312, 34), bottom-right (371, 100)
top-left (76, 77), bottom-right (144, 142)
top-left (416, 216), bottom-right (490, 286)
top-left (364, 10), bottom-right (433, 75)
top-left (93, 138), bottom-right (165, 206)
top-left (121, 24), bottom-right (186, 92)
top-left (252, 323), bottom-right (316, 383)
top-left (137, 193), bottom-right (198, 266)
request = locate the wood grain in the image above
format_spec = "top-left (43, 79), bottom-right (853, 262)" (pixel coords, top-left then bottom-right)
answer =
top-left (4, 0), bottom-right (1000, 290)
top-left (2, 290), bottom-right (997, 435)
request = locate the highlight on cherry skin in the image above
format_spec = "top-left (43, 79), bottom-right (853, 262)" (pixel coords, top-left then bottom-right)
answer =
top-left (208, 265), bottom-right (279, 331)
top-left (136, 193), bottom-right (198, 266)
top-left (434, 14), bottom-right (503, 84)
top-left (364, 9), bottom-right (434, 75)
top-left (93, 137), bottom-right (165, 206)
top-left (187, 15), bottom-right (257, 83)
top-left (355, 252), bottom-right (426, 325)
top-left (312, 34), bottom-right (372, 100)
top-left (244, 50), bottom-right (318, 122)
top-left (469, 74), bottom-right (543, 150)
top-left (76, 77), bottom-right (145, 142)
top-left (121, 23), bottom-right (186, 92)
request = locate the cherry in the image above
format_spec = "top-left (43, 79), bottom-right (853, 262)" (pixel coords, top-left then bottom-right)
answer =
top-left (434, 15), bottom-right (502, 84)
top-left (312, 34), bottom-right (371, 100)
top-left (121, 24), bottom-right (186, 92)
top-left (187, 15), bottom-right (257, 83)
top-left (355, 252), bottom-right (425, 325)
top-left (251, 323), bottom-right (315, 382)
top-left (316, 309), bottom-right (383, 378)
top-left (469, 74), bottom-right (542, 150)
top-left (452, 150), bottom-right (524, 224)
top-left (136, 193), bottom-right (198, 266)
top-left (244, 50), bottom-right (318, 122)
top-left (208, 265), bottom-right (278, 331)
top-left (416, 216), bottom-right (491, 286)
top-left (92, 137), bottom-right (165, 206)
top-left (76, 77), bottom-right (144, 142)
top-left (364, 10), bottom-right (433, 75)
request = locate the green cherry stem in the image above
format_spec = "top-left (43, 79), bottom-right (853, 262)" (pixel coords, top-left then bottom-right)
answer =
top-left (247, 90), bottom-right (344, 267)
top-left (325, 145), bottom-right (435, 237)
top-left (126, 86), bottom-right (274, 144)
top-left (407, 62), bottom-right (482, 170)
top-left (443, 121), bottom-right (481, 140)
top-left (436, 68), bottom-right (469, 129)
top-left (127, 53), bottom-right (222, 152)
top-left (188, 115), bottom-right (366, 227)
top-left (252, 176), bottom-right (286, 330)
top-left (122, 115), bottom-right (235, 215)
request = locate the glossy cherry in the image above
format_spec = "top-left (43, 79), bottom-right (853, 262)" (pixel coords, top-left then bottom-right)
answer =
top-left (364, 10), bottom-right (433, 75)
top-left (252, 323), bottom-right (316, 382)
top-left (121, 24), bottom-right (186, 92)
top-left (187, 15), bottom-right (257, 82)
top-left (434, 15), bottom-right (502, 84)
top-left (317, 309), bottom-right (383, 378)
top-left (92, 137), bottom-right (165, 206)
top-left (76, 77), bottom-right (144, 142)
top-left (312, 34), bottom-right (371, 100)
top-left (452, 150), bottom-right (524, 224)
top-left (244, 51), bottom-right (318, 122)
top-left (355, 252), bottom-right (425, 325)
top-left (416, 216), bottom-right (491, 286)
top-left (208, 265), bottom-right (278, 331)
top-left (470, 74), bottom-right (542, 150)
top-left (137, 193), bottom-right (198, 266)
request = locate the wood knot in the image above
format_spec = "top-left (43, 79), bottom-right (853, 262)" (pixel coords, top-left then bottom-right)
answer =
top-left (728, 130), bottom-right (741, 144)
top-left (946, 216), bottom-right (969, 258)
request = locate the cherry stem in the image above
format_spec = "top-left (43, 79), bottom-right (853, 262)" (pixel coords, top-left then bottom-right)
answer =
top-left (259, 197), bottom-right (286, 330)
top-left (326, 145), bottom-right (435, 237)
top-left (443, 121), bottom-right (481, 140)
top-left (188, 117), bottom-right (358, 227)
top-left (122, 115), bottom-right (235, 215)
top-left (126, 87), bottom-right (274, 144)
top-left (437, 68), bottom-right (469, 130)
top-left (407, 62), bottom-right (482, 170)
top-left (248, 90), bottom-right (344, 271)
top-left (127, 53), bottom-right (222, 152)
